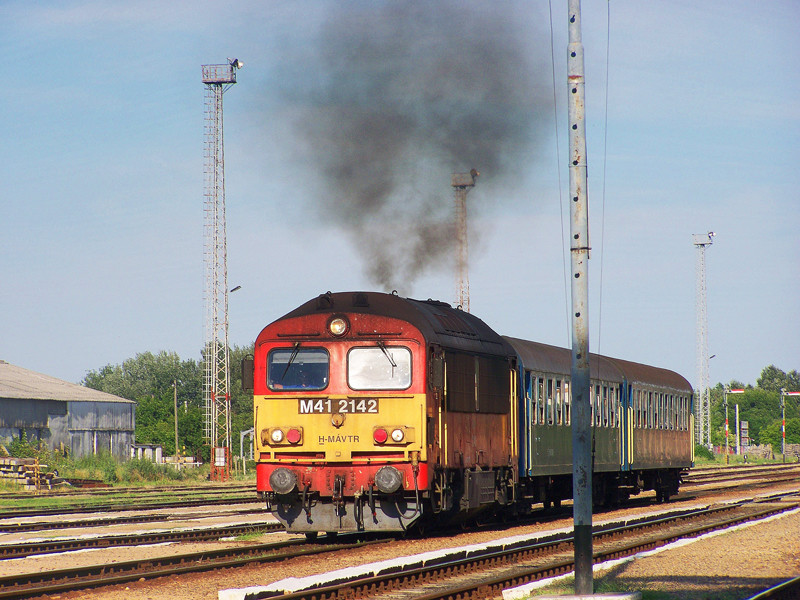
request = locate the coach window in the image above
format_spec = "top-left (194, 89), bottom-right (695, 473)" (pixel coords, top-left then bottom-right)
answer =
top-left (609, 387), bottom-right (617, 428)
top-left (640, 390), bottom-right (646, 428)
top-left (594, 385), bottom-right (602, 426)
top-left (555, 380), bottom-right (563, 425)
top-left (646, 392), bottom-right (652, 429)
top-left (670, 395), bottom-right (676, 430)
top-left (268, 347), bottom-right (329, 391)
top-left (526, 373), bottom-right (536, 425)
top-left (680, 396), bottom-right (686, 430)
top-left (348, 346), bottom-right (411, 390)
top-left (538, 377), bottom-right (545, 424)
top-left (564, 380), bottom-right (571, 425)
top-left (602, 385), bottom-right (609, 427)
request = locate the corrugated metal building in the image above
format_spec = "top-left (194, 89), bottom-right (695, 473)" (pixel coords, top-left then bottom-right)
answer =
top-left (0, 360), bottom-right (135, 460)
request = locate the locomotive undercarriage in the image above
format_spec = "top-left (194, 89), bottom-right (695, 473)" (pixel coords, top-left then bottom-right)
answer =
top-left (267, 486), bottom-right (423, 533)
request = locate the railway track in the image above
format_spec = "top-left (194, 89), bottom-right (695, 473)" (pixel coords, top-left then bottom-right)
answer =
top-left (0, 505), bottom-right (268, 534)
top-left (0, 535), bottom-right (386, 599)
top-left (1, 468), bottom-right (797, 599)
top-left (0, 493), bottom-right (259, 520)
top-left (229, 494), bottom-right (800, 600)
top-left (3, 494), bottom-right (797, 600)
top-left (684, 463), bottom-right (800, 485)
top-left (0, 520), bottom-right (284, 559)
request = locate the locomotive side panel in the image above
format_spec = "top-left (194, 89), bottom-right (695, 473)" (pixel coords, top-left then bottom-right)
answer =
top-left (442, 351), bottom-right (513, 470)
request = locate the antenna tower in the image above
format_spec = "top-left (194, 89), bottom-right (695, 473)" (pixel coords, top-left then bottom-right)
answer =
top-left (452, 169), bottom-right (478, 312)
top-left (202, 58), bottom-right (242, 481)
top-left (693, 231), bottom-right (715, 449)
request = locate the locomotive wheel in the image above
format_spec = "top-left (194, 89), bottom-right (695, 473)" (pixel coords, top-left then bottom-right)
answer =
top-left (305, 532), bottom-right (319, 541)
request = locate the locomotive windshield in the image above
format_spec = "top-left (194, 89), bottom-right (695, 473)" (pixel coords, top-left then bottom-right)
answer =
top-left (347, 346), bottom-right (411, 390)
top-left (268, 347), bottom-right (329, 391)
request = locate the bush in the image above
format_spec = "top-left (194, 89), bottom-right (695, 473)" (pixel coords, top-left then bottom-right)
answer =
top-left (694, 444), bottom-right (714, 461)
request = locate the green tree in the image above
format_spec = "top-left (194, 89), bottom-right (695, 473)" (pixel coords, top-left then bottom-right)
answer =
top-left (83, 346), bottom-right (255, 460)
top-left (84, 351), bottom-right (202, 408)
top-left (757, 365), bottom-right (800, 393)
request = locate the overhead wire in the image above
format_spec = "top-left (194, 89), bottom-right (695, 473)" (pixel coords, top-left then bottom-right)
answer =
top-left (548, 0), bottom-right (571, 347)
top-left (597, 0), bottom-right (612, 354)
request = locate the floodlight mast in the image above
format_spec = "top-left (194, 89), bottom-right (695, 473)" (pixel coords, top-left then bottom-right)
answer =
top-left (693, 231), bottom-right (715, 450)
top-left (452, 169), bottom-right (478, 312)
top-left (202, 58), bottom-right (242, 482)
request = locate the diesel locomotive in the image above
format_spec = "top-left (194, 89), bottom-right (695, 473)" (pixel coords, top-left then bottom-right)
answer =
top-left (246, 291), bottom-right (694, 535)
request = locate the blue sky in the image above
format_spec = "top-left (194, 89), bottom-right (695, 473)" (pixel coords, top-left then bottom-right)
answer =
top-left (1, 1), bottom-right (797, 390)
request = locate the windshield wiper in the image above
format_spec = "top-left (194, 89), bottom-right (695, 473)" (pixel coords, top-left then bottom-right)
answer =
top-left (377, 341), bottom-right (397, 368)
top-left (281, 342), bottom-right (301, 380)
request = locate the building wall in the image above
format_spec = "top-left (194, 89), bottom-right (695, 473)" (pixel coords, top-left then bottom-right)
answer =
top-left (0, 398), bottom-right (135, 461)
top-left (67, 401), bottom-right (135, 461)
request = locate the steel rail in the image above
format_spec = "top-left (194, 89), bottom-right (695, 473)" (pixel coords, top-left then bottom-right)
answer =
top-left (745, 576), bottom-right (800, 600)
top-left (0, 537), bottom-right (386, 600)
top-left (0, 494), bottom-right (260, 520)
top-left (0, 521), bottom-right (283, 559)
top-left (0, 506), bottom-right (268, 534)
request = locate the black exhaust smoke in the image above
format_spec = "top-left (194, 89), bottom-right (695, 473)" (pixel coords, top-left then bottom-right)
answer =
top-left (280, 1), bottom-right (551, 291)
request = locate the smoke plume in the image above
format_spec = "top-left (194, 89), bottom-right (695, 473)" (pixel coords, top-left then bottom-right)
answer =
top-left (284, 1), bottom-right (551, 292)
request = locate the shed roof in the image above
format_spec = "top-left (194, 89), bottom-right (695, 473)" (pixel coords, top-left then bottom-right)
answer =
top-left (0, 360), bottom-right (134, 404)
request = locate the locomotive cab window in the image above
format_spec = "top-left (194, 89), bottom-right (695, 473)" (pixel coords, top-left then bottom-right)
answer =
top-left (348, 346), bottom-right (411, 390)
top-left (268, 347), bottom-right (329, 391)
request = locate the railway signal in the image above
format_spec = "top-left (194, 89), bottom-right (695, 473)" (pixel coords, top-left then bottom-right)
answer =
top-left (780, 389), bottom-right (800, 462)
top-left (724, 388), bottom-right (745, 464)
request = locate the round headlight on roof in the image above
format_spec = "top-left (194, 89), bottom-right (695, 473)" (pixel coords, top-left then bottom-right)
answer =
top-left (328, 316), bottom-right (349, 337)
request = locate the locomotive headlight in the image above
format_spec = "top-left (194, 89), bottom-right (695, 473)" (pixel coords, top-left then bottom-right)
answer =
top-left (286, 428), bottom-right (302, 444)
top-left (374, 465), bottom-right (403, 494)
top-left (328, 316), bottom-right (349, 337)
top-left (270, 429), bottom-right (284, 443)
top-left (269, 467), bottom-right (297, 495)
top-left (390, 428), bottom-right (405, 442)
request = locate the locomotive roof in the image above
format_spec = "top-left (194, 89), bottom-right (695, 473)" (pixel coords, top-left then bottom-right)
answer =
top-left (504, 336), bottom-right (693, 393)
top-left (274, 291), bottom-right (516, 358)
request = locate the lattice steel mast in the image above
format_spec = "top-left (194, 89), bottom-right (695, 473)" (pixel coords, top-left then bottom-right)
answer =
top-left (452, 169), bottom-right (478, 312)
top-left (202, 58), bottom-right (242, 481)
top-left (693, 231), bottom-right (715, 449)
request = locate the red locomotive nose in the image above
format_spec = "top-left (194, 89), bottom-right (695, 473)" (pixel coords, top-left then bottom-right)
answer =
top-left (373, 428), bottom-right (388, 444)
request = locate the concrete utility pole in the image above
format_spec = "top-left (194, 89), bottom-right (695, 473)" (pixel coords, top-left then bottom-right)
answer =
top-left (693, 231), bottom-right (715, 449)
top-left (567, 0), bottom-right (592, 594)
top-left (202, 58), bottom-right (243, 481)
top-left (452, 169), bottom-right (479, 313)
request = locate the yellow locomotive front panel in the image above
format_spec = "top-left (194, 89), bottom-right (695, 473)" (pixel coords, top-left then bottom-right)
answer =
top-left (254, 305), bottom-right (429, 532)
